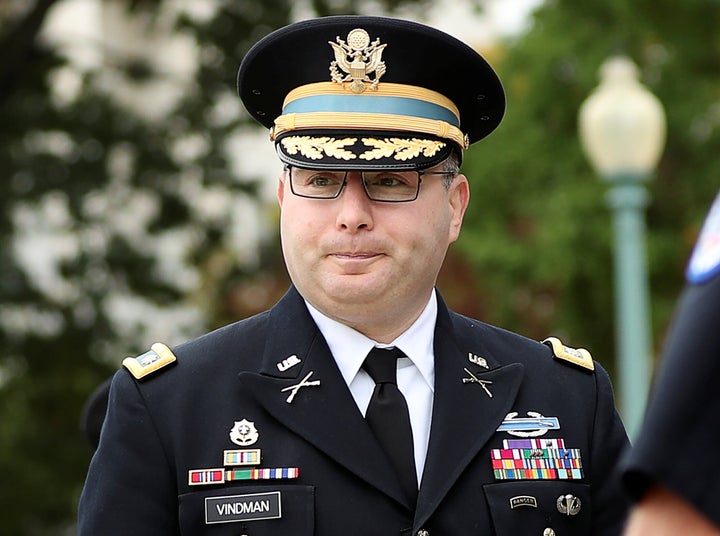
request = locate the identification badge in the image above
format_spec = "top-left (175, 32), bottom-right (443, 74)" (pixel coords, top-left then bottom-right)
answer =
top-left (205, 491), bottom-right (281, 524)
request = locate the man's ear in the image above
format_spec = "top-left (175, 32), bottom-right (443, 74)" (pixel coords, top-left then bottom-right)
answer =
top-left (277, 170), bottom-right (287, 205)
top-left (448, 174), bottom-right (470, 242)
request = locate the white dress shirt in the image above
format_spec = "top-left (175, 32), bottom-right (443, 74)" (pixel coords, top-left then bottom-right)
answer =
top-left (305, 291), bottom-right (437, 485)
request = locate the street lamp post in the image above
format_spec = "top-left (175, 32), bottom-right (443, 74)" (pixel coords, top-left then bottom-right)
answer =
top-left (578, 56), bottom-right (666, 439)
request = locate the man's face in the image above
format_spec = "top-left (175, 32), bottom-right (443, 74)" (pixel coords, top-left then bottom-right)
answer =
top-left (277, 161), bottom-right (470, 339)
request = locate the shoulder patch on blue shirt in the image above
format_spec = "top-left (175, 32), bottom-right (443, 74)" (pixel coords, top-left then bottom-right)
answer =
top-left (542, 337), bottom-right (595, 372)
top-left (122, 342), bottom-right (176, 380)
top-left (686, 191), bottom-right (720, 285)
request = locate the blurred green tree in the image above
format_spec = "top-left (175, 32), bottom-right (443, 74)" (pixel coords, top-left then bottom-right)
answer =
top-left (0, 0), bottom-right (434, 533)
top-left (3, 0), bottom-right (719, 532)
top-left (456, 0), bottom-right (720, 387)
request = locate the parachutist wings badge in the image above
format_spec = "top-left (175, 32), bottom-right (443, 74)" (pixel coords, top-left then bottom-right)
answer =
top-left (329, 28), bottom-right (387, 93)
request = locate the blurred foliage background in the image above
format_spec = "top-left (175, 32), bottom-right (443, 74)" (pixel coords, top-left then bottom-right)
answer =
top-left (1, 0), bottom-right (719, 533)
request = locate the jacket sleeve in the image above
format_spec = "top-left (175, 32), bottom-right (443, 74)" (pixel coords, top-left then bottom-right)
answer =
top-left (78, 371), bottom-right (179, 535)
top-left (589, 363), bottom-right (631, 536)
top-left (621, 276), bottom-right (720, 527)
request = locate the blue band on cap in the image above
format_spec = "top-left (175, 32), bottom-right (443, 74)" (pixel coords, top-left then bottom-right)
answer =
top-left (282, 94), bottom-right (460, 127)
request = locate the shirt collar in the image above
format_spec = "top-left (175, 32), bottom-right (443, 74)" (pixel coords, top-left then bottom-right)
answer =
top-left (305, 290), bottom-right (437, 392)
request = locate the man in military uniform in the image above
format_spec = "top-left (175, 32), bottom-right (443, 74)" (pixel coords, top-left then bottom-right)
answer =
top-left (622, 191), bottom-right (720, 535)
top-left (78, 16), bottom-right (630, 535)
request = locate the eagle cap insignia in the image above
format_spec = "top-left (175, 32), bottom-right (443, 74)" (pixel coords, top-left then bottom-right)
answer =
top-left (329, 28), bottom-right (387, 93)
top-left (229, 419), bottom-right (259, 446)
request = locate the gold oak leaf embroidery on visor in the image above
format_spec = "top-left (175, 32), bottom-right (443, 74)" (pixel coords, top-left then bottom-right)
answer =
top-left (281, 136), bottom-right (358, 160)
top-left (360, 138), bottom-right (446, 161)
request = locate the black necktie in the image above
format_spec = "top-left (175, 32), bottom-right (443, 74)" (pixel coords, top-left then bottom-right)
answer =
top-left (363, 347), bottom-right (418, 504)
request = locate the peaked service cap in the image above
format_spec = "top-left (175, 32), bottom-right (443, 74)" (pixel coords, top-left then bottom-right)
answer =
top-left (237, 15), bottom-right (505, 170)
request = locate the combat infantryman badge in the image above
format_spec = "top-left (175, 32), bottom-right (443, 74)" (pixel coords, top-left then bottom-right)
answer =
top-left (497, 411), bottom-right (560, 437)
top-left (230, 419), bottom-right (259, 446)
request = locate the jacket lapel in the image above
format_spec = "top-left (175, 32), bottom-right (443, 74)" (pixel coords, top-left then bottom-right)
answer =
top-left (237, 288), bottom-right (411, 508)
top-left (414, 298), bottom-right (524, 527)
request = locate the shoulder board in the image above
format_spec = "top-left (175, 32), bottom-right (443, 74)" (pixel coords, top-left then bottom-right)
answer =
top-left (122, 342), bottom-right (177, 380)
top-left (542, 337), bottom-right (595, 372)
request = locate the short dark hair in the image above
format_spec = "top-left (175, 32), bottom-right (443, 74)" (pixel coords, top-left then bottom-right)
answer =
top-left (441, 151), bottom-right (461, 189)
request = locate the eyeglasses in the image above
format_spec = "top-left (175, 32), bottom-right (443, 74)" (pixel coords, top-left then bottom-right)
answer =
top-left (286, 165), bottom-right (456, 203)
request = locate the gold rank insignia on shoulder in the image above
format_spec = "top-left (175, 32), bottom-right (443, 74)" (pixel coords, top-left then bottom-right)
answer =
top-left (122, 342), bottom-right (177, 380)
top-left (542, 337), bottom-right (594, 372)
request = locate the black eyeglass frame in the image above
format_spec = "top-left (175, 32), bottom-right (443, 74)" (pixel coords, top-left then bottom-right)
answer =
top-left (284, 165), bottom-right (457, 203)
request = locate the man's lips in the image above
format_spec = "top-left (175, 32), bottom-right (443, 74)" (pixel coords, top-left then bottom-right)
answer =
top-left (330, 252), bottom-right (382, 260)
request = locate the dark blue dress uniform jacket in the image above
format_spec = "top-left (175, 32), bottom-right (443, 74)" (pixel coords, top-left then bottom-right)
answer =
top-left (622, 273), bottom-right (720, 526)
top-left (78, 287), bottom-right (629, 535)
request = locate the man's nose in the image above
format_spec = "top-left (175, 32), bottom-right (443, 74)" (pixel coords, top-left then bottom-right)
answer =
top-left (335, 173), bottom-right (374, 231)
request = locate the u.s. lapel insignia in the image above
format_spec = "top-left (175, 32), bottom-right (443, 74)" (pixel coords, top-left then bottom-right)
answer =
top-left (468, 353), bottom-right (489, 368)
top-left (276, 354), bottom-right (301, 372)
top-left (281, 371), bottom-right (321, 403)
top-left (229, 419), bottom-right (259, 446)
top-left (497, 411), bottom-right (560, 437)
